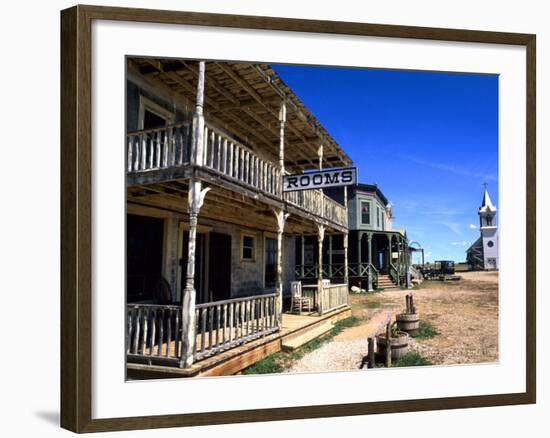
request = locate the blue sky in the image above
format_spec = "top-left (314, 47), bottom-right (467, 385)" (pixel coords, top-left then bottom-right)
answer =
top-left (273, 65), bottom-right (499, 263)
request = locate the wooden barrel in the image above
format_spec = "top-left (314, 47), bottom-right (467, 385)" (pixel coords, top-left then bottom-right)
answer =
top-left (396, 313), bottom-right (420, 335)
top-left (376, 331), bottom-right (409, 360)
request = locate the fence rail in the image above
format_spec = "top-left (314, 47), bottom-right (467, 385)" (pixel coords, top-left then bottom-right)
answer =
top-left (319, 283), bottom-right (349, 314)
top-left (194, 293), bottom-right (278, 360)
top-left (126, 294), bottom-right (279, 366)
top-left (127, 304), bottom-right (182, 365)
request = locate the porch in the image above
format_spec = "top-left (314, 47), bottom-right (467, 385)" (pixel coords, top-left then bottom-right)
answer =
top-left (127, 304), bottom-right (351, 379)
top-left (127, 282), bottom-right (349, 368)
top-left (294, 230), bottom-right (411, 291)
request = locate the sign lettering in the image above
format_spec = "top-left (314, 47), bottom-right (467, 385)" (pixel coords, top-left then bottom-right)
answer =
top-left (283, 167), bottom-right (357, 192)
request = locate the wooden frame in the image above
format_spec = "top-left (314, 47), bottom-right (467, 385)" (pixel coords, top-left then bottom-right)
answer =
top-left (240, 231), bottom-right (257, 262)
top-left (137, 95), bottom-right (176, 130)
top-left (263, 231), bottom-right (279, 289)
top-left (61, 4), bottom-right (536, 433)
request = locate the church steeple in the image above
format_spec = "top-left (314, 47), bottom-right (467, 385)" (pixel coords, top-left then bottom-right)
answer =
top-left (467, 183), bottom-right (499, 270)
top-left (479, 184), bottom-right (497, 228)
top-left (480, 183), bottom-right (496, 213)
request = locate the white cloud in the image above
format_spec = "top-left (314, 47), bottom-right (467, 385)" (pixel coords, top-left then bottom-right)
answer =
top-left (450, 241), bottom-right (470, 246)
top-left (443, 222), bottom-right (462, 235)
top-left (469, 224), bottom-right (477, 229)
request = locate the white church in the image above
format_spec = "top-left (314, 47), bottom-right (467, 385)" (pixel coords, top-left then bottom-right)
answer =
top-left (466, 187), bottom-right (499, 270)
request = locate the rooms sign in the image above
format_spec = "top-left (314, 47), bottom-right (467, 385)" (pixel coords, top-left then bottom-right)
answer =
top-left (283, 167), bottom-right (357, 192)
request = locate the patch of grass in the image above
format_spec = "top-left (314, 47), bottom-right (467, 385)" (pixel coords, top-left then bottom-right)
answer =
top-left (242, 316), bottom-right (363, 373)
top-left (413, 321), bottom-right (439, 340)
top-left (241, 352), bottom-right (284, 375)
top-left (412, 281), bottom-right (430, 290)
top-left (362, 301), bottom-right (382, 309)
top-left (393, 351), bottom-right (432, 367)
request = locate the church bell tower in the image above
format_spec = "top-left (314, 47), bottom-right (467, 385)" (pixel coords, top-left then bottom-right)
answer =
top-left (479, 185), bottom-right (498, 270)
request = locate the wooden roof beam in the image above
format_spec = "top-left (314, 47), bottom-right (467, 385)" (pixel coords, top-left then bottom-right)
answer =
top-left (216, 62), bottom-right (324, 165)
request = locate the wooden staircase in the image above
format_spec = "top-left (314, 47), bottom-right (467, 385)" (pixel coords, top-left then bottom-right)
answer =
top-left (377, 275), bottom-right (400, 291)
top-left (281, 320), bottom-right (333, 351)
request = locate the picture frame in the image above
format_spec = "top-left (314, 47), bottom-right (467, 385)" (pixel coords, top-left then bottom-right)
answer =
top-left (60, 4), bottom-right (536, 433)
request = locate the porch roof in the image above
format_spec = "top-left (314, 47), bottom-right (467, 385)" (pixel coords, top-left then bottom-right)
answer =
top-left (128, 58), bottom-right (353, 172)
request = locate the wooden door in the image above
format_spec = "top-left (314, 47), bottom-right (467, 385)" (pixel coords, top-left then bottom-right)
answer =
top-left (208, 232), bottom-right (231, 302)
top-left (126, 214), bottom-right (164, 303)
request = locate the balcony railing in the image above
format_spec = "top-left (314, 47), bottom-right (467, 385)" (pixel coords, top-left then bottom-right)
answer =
top-left (127, 121), bottom-right (347, 228)
top-left (127, 122), bottom-right (192, 172)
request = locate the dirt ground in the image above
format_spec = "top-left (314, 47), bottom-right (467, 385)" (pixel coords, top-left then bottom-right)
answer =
top-left (287, 271), bottom-right (499, 373)
top-left (349, 271), bottom-right (499, 365)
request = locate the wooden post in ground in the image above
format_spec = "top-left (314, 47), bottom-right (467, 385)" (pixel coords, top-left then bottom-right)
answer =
top-left (385, 322), bottom-right (392, 368)
top-left (367, 337), bottom-right (375, 369)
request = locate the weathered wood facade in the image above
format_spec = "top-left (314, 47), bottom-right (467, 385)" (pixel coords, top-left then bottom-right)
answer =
top-left (125, 59), bottom-right (352, 369)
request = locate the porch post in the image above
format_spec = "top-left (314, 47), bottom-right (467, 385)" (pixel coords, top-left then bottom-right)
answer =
top-left (317, 224), bottom-right (325, 313)
top-left (387, 233), bottom-right (398, 286)
top-left (399, 236), bottom-right (404, 282)
top-left (386, 234), bottom-right (391, 272)
top-left (328, 234), bottom-right (333, 278)
top-left (367, 232), bottom-right (374, 292)
top-left (357, 231), bottom-right (362, 279)
top-left (318, 144), bottom-right (324, 218)
top-left (273, 209), bottom-right (289, 326)
top-left (180, 62), bottom-right (208, 368)
top-left (343, 186), bottom-right (349, 286)
top-left (405, 238), bottom-right (411, 288)
top-left (279, 100), bottom-right (286, 173)
top-left (300, 235), bottom-right (305, 278)
top-left (397, 236), bottom-right (401, 286)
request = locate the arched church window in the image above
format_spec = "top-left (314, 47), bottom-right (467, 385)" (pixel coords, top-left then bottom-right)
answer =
top-left (487, 240), bottom-right (494, 248)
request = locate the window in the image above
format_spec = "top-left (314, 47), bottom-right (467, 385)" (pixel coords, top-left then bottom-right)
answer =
top-left (487, 240), bottom-right (494, 248)
top-left (241, 233), bottom-right (255, 261)
top-left (376, 206), bottom-right (381, 228)
top-left (360, 201), bottom-right (370, 225)
top-left (264, 238), bottom-right (278, 288)
top-left (138, 95), bottom-right (174, 130)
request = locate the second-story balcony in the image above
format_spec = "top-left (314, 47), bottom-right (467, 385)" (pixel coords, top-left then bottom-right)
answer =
top-left (126, 120), bottom-right (348, 230)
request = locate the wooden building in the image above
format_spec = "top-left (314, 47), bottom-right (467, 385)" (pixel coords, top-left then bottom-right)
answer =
top-left (125, 58), bottom-right (352, 373)
top-left (295, 184), bottom-right (411, 291)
